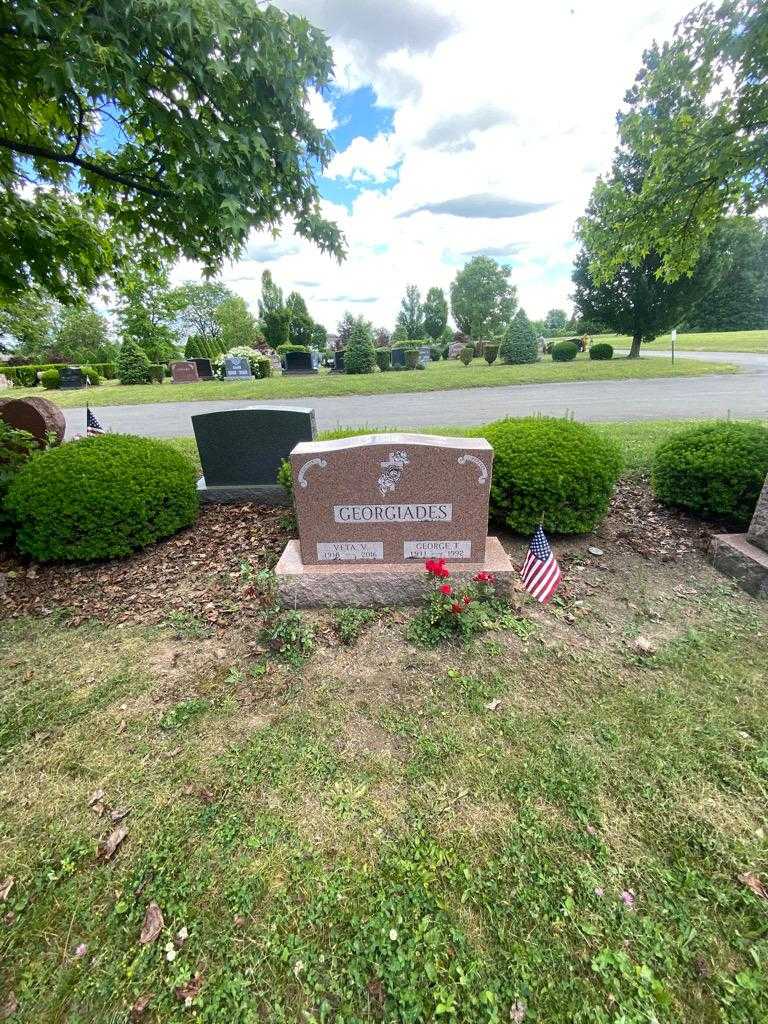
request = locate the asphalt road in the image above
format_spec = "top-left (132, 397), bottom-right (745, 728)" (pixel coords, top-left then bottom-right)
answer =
top-left (64, 351), bottom-right (768, 439)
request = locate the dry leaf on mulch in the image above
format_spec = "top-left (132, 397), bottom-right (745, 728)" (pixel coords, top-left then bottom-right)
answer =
top-left (0, 992), bottom-right (18, 1019)
top-left (0, 878), bottom-right (13, 902)
top-left (130, 993), bottom-right (153, 1019)
top-left (175, 972), bottom-right (203, 1006)
top-left (139, 902), bottom-right (164, 945)
top-left (738, 871), bottom-right (768, 900)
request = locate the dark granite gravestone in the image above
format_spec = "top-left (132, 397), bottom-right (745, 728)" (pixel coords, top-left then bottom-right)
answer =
top-left (0, 396), bottom-right (66, 446)
top-left (418, 345), bottom-right (431, 368)
top-left (284, 350), bottom-right (317, 375)
top-left (223, 356), bottom-right (253, 380)
top-left (391, 348), bottom-right (407, 368)
top-left (170, 361), bottom-right (200, 383)
top-left (191, 358), bottom-right (213, 379)
top-left (333, 350), bottom-right (345, 372)
top-left (192, 406), bottom-right (317, 504)
top-left (59, 366), bottom-right (86, 389)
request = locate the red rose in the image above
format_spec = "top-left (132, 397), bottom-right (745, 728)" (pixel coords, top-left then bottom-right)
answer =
top-left (439, 583), bottom-right (453, 595)
top-left (438, 566), bottom-right (450, 578)
top-left (473, 571), bottom-right (495, 583)
top-left (463, 595), bottom-right (471, 604)
top-left (450, 602), bottom-right (462, 613)
top-left (425, 557), bottom-right (449, 577)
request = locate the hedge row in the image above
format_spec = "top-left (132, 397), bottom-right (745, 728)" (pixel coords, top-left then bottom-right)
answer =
top-left (2, 361), bottom-right (117, 386)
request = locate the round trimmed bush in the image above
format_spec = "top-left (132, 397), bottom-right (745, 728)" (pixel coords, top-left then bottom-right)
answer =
top-left (552, 340), bottom-right (579, 362)
top-left (345, 322), bottom-right (376, 374)
top-left (375, 348), bottom-right (391, 372)
top-left (118, 339), bottom-right (152, 384)
top-left (40, 369), bottom-right (60, 389)
top-left (589, 342), bottom-right (613, 361)
top-left (499, 310), bottom-right (538, 364)
top-left (459, 346), bottom-right (473, 366)
top-left (479, 417), bottom-right (622, 534)
top-left (405, 348), bottom-right (420, 369)
top-left (484, 344), bottom-right (499, 365)
top-left (6, 434), bottom-right (199, 561)
top-left (81, 365), bottom-right (101, 385)
top-left (652, 422), bottom-right (768, 525)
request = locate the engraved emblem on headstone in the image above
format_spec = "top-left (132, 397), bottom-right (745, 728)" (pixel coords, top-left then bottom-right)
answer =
top-left (298, 457), bottom-right (328, 489)
top-left (457, 453), bottom-right (489, 485)
top-left (377, 450), bottom-right (410, 497)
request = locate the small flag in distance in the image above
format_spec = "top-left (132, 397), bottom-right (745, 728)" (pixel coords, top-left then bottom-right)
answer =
top-left (521, 524), bottom-right (562, 604)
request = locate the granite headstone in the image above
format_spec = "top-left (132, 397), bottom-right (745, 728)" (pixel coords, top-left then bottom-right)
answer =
top-left (710, 471), bottom-right (768, 598)
top-left (391, 348), bottom-right (407, 368)
top-left (170, 360), bottom-right (200, 384)
top-left (284, 350), bottom-right (316, 375)
top-left (333, 350), bottom-right (345, 372)
top-left (192, 406), bottom-right (316, 504)
top-left (191, 358), bottom-right (213, 380)
top-left (0, 396), bottom-right (66, 446)
top-left (223, 355), bottom-right (253, 380)
top-left (59, 366), bottom-right (85, 390)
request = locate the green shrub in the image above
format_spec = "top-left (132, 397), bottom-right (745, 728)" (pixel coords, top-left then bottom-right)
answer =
top-left (552, 340), bottom-right (578, 362)
top-left (405, 348), bottom-right (420, 369)
top-left (2, 364), bottom-right (60, 387)
top-left (0, 422), bottom-right (40, 546)
top-left (391, 338), bottom-right (423, 350)
top-left (118, 339), bottom-right (153, 384)
top-left (256, 357), bottom-right (272, 378)
top-left (90, 362), bottom-right (116, 379)
top-left (81, 365), bottom-right (100, 385)
top-left (277, 458), bottom-right (293, 503)
top-left (6, 434), bottom-right (199, 562)
top-left (652, 422), bottom-right (768, 526)
top-left (479, 417), bottom-right (622, 534)
top-left (345, 321), bottom-right (376, 374)
top-left (459, 347), bottom-right (473, 366)
top-left (442, 345), bottom-right (450, 359)
top-left (500, 310), bottom-right (539, 364)
top-left (430, 346), bottom-right (441, 361)
top-left (375, 349), bottom-right (391, 372)
top-left (40, 369), bottom-right (60, 389)
top-left (589, 342), bottom-right (614, 360)
top-left (147, 364), bottom-right (164, 384)
top-left (276, 343), bottom-right (309, 356)
top-left (484, 344), bottom-right (499, 365)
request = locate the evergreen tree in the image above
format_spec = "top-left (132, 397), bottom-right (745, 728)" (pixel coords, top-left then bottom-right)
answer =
top-left (344, 318), bottom-right (376, 374)
top-left (258, 270), bottom-right (284, 319)
top-left (684, 217), bottom-right (768, 331)
top-left (117, 338), bottom-right (152, 384)
top-left (422, 286), bottom-right (448, 340)
top-left (336, 311), bottom-right (356, 349)
top-left (499, 309), bottom-right (539, 364)
top-left (395, 285), bottom-right (424, 339)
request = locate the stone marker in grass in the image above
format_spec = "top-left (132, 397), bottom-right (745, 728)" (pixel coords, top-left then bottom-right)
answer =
top-left (711, 472), bottom-right (768, 598)
top-left (276, 432), bottom-right (514, 606)
top-left (59, 366), bottom-right (85, 390)
top-left (223, 355), bottom-right (253, 381)
top-left (192, 406), bottom-right (316, 504)
top-left (284, 350), bottom-right (317, 375)
top-left (170, 360), bottom-right (200, 384)
top-left (0, 396), bottom-right (66, 446)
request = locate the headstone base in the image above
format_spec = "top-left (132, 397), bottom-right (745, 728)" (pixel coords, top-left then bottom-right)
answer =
top-left (196, 477), bottom-right (289, 506)
top-left (710, 533), bottom-right (768, 599)
top-left (275, 536), bottom-right (516, 608)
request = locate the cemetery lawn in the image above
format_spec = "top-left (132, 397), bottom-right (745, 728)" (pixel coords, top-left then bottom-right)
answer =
top-left (2, 460), bottom-right (768, 1021)
top-left (590, 329), bottom-right (768, 353)
top-left (11, 353), bottom-right (737, 408)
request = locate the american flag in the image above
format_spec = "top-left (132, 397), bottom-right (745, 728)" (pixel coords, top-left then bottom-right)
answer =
top-left (521, 524), bottom-right (562, 604)
top-left (86, 407), bottom-right (104, 435)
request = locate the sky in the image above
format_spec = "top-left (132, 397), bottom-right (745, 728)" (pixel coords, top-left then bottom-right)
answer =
top-left (173, 0), bottom-right (695, 333)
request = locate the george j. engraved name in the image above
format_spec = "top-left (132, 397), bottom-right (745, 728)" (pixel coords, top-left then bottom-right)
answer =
top-left (334, 503), bottom-right (452, 524)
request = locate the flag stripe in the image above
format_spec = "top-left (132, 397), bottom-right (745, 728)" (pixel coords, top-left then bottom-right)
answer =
top-left (519, 524), bottom-right (562, 605)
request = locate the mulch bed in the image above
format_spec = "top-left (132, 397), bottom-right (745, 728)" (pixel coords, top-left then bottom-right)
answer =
top-left (0, 479), bottom-right (721, 630)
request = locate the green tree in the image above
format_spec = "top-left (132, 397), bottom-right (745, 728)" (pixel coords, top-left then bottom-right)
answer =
top-left (344, 318), bottom-right (376, 374)
top-left (544, 308), bottom-right (568, 334)
top-left (581, 2), bottom-right (766, 283)
top-left (173, 282), bottom-right (231, 353)
top-left (684, 218), bottom-right (768, 332)
top-left (0, 291), bottom-right (58, 358)
top-left (336, 312), bottom-right (356, 349)
top-left (395, 285), bottom-right (424, 340)
top-left (115, 265), bottom-right (181, 363)
top-left (499, 309), bottom-right (539, 364)
top-left (450, 257), bottom-right (517, 339)
top-left (54, 305), bottom-right (116, 363)
top-left (285, 291), bottom-right (314, 347)
top-left (0, 0), bottom-right (344, 301)
top-left (422, 286), bottom-right (448, 340)
top-left (117, 338), bottom-right (152, 384)
top-left (258, 271), bottom-right (284, 320)
top-left (311, 323), bottom-right (328, 349)
top-left (215, 295), bottom-right (262, 350)
top-left (391, 324), bottom-right (408, 343)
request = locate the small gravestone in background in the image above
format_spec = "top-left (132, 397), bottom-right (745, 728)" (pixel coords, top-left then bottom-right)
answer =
top-left (711, 472), bottom-right (768, 598)
top-left (276, 432), bottom-right (514, 606)
top-left (391, 348), bottom-right (407, 368)
top-left (418, 345), bottom-right (431, 368)
top-left (449, 342), bottom-right (465, 359)
top-left (284, 350), bottom-right (317, 375)
top-left (266, 350), bottom-right (282, 374)
top-left (190, 358), bottom-right (213, 380)
top-left (333, 350), bottom-right (345, 372)
top-left (59, 366), bottom-right (85, 390)
top-left (223, 355), bottom-right (253, 381)
top-left (170, 361), bottom-right (200, 384)
top-left (0, 396), bottom-right (66, 446)
top-left (192, 406), bottom-right (316, 504)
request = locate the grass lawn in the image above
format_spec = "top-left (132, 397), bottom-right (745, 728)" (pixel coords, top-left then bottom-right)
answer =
top-left (593, 329), bottom-right (768, 353)
top-left (10, 353), bottom-right (737, 409)
top-left (168, 417), bottom-right (767, 479)
top-left (2, 487), bottom-right (767, 1021)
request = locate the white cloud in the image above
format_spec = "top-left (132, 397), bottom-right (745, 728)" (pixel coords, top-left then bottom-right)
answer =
top-left (177, 0), bottom-right (695, 328)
